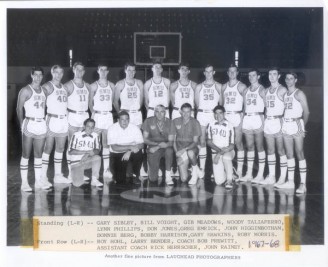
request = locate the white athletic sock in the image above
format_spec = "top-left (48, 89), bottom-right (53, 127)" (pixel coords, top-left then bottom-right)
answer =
top-left (103, 148), bottom-right (110, 172)
top-left (20, 157), bottom-right (29, 184)
top-left (34, 158), bottom-right (42, 182)
top-left (258, 151), bottom-right (266, 177)
top-left (237, 150), bottom-right (244, 175)
top-left (268, 154), bottom-right (276, 177)
top-left (287, 158), bottom-right (295, 182)
top-left (246, 151), bottom-right (255, 176)
top-left (199, 146), bottom-right (207, 170)
top-left (66, 151), bottom-right (71, 176)
top-left (280, 155), bottom-right (287, 180)
top-left (54, 151), bottom-right (63, 176)
top-left (41, 153), bottom-right (50, 179)
top-left (299, 159), bottom-right (307, 184)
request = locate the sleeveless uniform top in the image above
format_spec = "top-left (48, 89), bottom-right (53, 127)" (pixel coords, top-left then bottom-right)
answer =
top-left (93, 81), bottom-right (113, 112)
top-left (148, 78), bottom-right (169, 108)
top-left (120, 79), bottom-right (141, 110)
top-left (174, 80), bottom-right (194, 109)
top-left (24, 85), bottom-right (46, 119)
top-left (284, 89), bottom-right (303, 119)
top-left (67, 80), bottom-right (89, 112)
top-left (265, 86), bottom-right (285, 116)
top-left (198, 82), bottom-right (220, 110)
top-left (244, 85), bottom-right (265, 113)
top-left (46, 81), bottom-right (67, 115)
top-left (223, 81), bottom-right (243, 112)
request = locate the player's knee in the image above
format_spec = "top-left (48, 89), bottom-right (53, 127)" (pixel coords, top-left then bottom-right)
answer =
top-left (165, 147), bottom-right (174, 156)
top-left (187, 149), bottom-right (196, 159)
top-left (277, 148), bottom-right (285, 156)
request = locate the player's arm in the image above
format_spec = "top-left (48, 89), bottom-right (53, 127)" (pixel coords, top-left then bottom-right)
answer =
top-left (190, 81), bottom-right (197, 108)
top-left (16, 86), bottom-right (31, 130)
top-left (296, 90), bottom-right (310, 126)
top-left (64, 80), bottom-right (74, 97)
top-left (136, 79), bottom-right (144, 108)
top-left (221, 83), bottom-right (227, 105)
top-left (169, 81), bottom-right (178, 107)
top-left (113, 80), bottom-right (123, 113)
top-left (194, 84), bottom-right (202, 109)
top-left (215, 82), bottom-right (223, 105)
top-left (163, 78), bottom-right (171, 105)
top-left (143, 79), bottom-right (151, 110)
top-left (85, 82), bottom-right (91, 110)
top-left (88, 82), bottom-right (97, 114)
top-left (42, 82), bottom-right (53, 97)
top-left (220, 126), bottom-right (235, 153)
top-left (108, 81), bottom-right (116, 111)
top-left (277, 86), bottom-right (287, 102)
top-left (258, 85), bottom-right (266, 111)
top-left (238, 82), bottom-right (247, 97)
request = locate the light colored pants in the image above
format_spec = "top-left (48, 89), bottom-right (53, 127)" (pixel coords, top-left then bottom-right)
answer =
top-left (71, 155), bottom-right (101, 187)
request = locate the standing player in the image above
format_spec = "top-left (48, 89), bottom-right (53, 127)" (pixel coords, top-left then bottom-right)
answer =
top-left (170, 63), bottom-right (196, 120)
top-left (238, 69), bottom-right (266, 183)
top-left (195, 64), bottom-right (222, 177)
top-left (144, 62), bottom-right (170, 118)
top-left (65, 62), bottom-right (90, 180)
top-left (173, 103), bottom-right (202, 185)
top-left (222, 64), bottom-right (247, 178)
top-left (89, 64), bottom-right (115, 182)
top-left (17, 67), bottom-right (50, 191)
top-left (41, 65), bottom-right (71, 185)
top-left (207, 105), bottom-right (235, 189)
top-left (277, 72), bottom-right (310, 193)
top-left (262, 67), bottom-right (287, 185)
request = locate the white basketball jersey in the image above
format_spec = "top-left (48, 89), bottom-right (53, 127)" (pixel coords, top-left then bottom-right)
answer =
top-left (67, 80), bottom-right (89, 111)
top-left (284, 89), bottom-right (303, 119)
top-left (198, 83), bottom-right (220, 110)
top-left (93, 81), bottom-right (113, 112)
top-left (24, 85), bottom-right (46, 118)
top-left (46, 81), bottom-right (67, 115)
top-left (208, 119), bottom-right (234, 149)
top-left (148, 78), bottom-right (169, 108)
top-left (174, 80), bottom-right (194, 109)
top-left (223, 81), bottom-right (243, 112)
top-left (244, 85), bottom-right (265, 113)
top-left (120, 79), bottom-right (141, 110)
top-left (265, 86), bottom-right (285, 116)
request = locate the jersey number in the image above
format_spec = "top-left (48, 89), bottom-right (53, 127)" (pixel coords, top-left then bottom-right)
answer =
top-left (128, 92), bottom-right (137, 98)
top-left (247, 98), bottom-right (257, 105)
top-left (204, 94), bottom-right (214, 100)
top-left (154, 90), bottom-right (163, 97)
top-left (266, 101), bottom-right (275, 108)
top-left (57, 95), bottom-right (67, 102)
top-left (34, 101), bottom-right (45, 109)
top-left (285, 102), bottom-right (293, 109)
top-left (181, 92), bottom-right (190, 98)
top-left (225, 97), bottom-right (235, 104)
top-left (100, 95), bottom-right (110, 101)
top-left (79, 95), bottom-right (86, 102)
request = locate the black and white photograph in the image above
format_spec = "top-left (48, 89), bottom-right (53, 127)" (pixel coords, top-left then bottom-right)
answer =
top-left (1, 1), bottom-right (327, 267)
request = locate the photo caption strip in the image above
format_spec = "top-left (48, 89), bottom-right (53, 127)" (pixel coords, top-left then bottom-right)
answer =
top-left (32, 214), bottom-right (295, 251)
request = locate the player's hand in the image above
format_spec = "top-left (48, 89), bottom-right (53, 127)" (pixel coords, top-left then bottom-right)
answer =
top-left (158, 142), bottom-right (167, 149)
top-left (131, 146), bottom-right (140, 153)
top-left (213, 154), bottom-right (221, 164)
top-left (149, 146), bottom-right (158, 153)
top-left (122, 151), bottom-right (131, 161)
top-left (81, 154), bottom-right (89, 163)
top-left (176, 149), bottom-right (185, 157)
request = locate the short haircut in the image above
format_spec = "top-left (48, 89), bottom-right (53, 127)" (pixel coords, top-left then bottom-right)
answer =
top-left (248, 68), bottom-right (261, 76)
top-left (154, 104), bottom-right (166, 110)
top-left (152, 59), bottom-right (163, 66)
top-left (124, 62), bottom-right (135, 70)
top-left (204, 64), bottom-right (214, 71)
top-left (118, 110), bottom-right (130, 118)
top-left (268, 66), bottom-right (280, 75)
top-left (83, 118), bottom-right (95, 126)
top-left (73, 61), bottom-right (85, 69)
top-left (213, 105), bottom-right (226, 113)
top-left (227, 64), bottom-right (239, 72)
top-left (178, 62), bottom-right (190, 69)
top-left (285, 71), bottom-right (298, 79)
top-left (51, 65), bottom-right (63, 73)
top-left (97, 63), bottom-right (109, 70)
top-left (31, 66), bottom-right (44, 76)
top-left (180, 102), bottom-right (192, 110)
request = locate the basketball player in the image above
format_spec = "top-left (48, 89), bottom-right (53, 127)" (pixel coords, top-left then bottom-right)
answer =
top-left (238, 69), bottom-right (266, 183)
top-left (277, 72), bottom-right (310, 194)
top-left (64, 62), bottom-right (90, 180)
top-left (144, 62), bottom-right (170, 118)
top-left (41, 65), bottom-right (71, 186)
top-left (262, 67), bottom-right (287, 185)
top-left (89, 64), bottom-right (115, 183)
top-left (195, 64), bottom-right (222, 177)
top-left (17, 67), bottom-right (50, 191)
top-left (222, 64), bottom-right (247, 178)
top-left (173, 103), bottom-right (202, 185)
top-left (207, 105), bottom-right (235, 189)
top-left (170, 63), bottom-right (196, 177)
